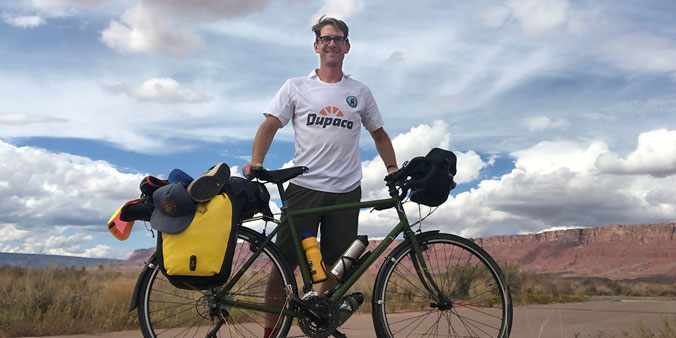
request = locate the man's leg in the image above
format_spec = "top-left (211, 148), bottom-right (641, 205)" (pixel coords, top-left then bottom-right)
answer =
top-left (317, 186), bottom-right (361, 296)
top-left (262, 263), bottom-right (296, 337)
top-left (263, 184), bottom-right (322, 336)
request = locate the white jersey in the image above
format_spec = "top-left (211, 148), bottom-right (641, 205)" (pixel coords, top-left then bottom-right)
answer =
top-left (264, 70), bottom-right (384, 193)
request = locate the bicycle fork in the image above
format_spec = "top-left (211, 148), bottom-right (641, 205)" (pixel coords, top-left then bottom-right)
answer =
top-left (408, 236), bottom-right (451, 307)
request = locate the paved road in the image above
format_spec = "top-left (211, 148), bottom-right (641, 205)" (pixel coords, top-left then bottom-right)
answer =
top-left (21, 299), bottom-right (676, 338)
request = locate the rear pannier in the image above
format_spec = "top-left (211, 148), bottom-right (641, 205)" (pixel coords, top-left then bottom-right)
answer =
top-left (151, 183), bottom-right (240, 290)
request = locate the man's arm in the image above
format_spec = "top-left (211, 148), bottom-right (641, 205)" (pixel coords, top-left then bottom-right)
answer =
top-left (242, 115), bottom-right (283, 179)
top-left (370, 127), bottom-right (398, 174)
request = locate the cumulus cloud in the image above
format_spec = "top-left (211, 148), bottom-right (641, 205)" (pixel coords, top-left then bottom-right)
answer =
top-left (1, 13), bottom-right (45, 28)
top-left (0, 224), bottom-right (30, 241)
top-left (359, 128), bottom-right (676, 239)
top-left (0, 139), bottom-right (143, 232)
top-left (0, 140), bottom-right (144, 258)
top-left (522, 116), bottom-right (568, 132)
top-left (597, 129), bottom-right (676, 177)
top-left (601, 33), bottom-right (676, 80)
top-left (102, 77), bottom-right (210, 103)
top-left (0, 114), bottom-right (68, 125)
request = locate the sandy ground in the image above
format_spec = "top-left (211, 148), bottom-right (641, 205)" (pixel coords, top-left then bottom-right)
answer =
top-left (19, 298), bottom-right (676, 338)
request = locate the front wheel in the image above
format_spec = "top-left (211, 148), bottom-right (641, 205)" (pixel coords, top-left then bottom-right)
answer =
top-left (137, 226), bottom-right (297, 338)
top-left (372, 232), bottom-right (512, 337)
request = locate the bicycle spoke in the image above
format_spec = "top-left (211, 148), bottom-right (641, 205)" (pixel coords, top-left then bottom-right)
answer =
top-left (374, 234), bottom-right (510, 338)
top-left (451, 307), bottom-right (495, 337)
top-left (138, 228), bottom-right (296, 338)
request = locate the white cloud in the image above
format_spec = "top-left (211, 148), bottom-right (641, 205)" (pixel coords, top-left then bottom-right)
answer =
top-left (0, 140), bottom-right (143, 228)
top-left (596, 129), bottom-right (676, 177)
top-left (478, 0), bottom-right (591, 37)
top-left (601, 33), bottom-right (676, 79)
top-left (0, 224), bottom-right (30, 241)
top-left (455, 150), bottom-right (486, 184)
top-left (102, 77), bottom-right (210, 103)
top-left (0, 141), bottom-right (145, 258)
top-left (311, 0), bottom-right (364, 23)
top-left (511, 139), bottom-right (607, 175)
top-left (522, 116), bottom-right (568, 132)
top-left (1, 13), bottom-right (45, 28)
top-left (2, 228), bottom-right (129, 259)
top-left (0, 114), bottom-right (68, 125)
top-left (537, 225), bottom-right (582, 233)
top-left (83, 244), bottom-right (123, 258)
top-left (359, 128), bottom-right (676, 239)
top-left (101, 3), bottom-right (204, 58)
top-left (101, 0), bottom-right (276, 58)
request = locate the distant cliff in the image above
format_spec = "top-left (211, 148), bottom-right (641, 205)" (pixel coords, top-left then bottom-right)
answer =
top-left (118, 223), bottom-right (676, 281)
top-left (476, 223), bottom-right (676, 281)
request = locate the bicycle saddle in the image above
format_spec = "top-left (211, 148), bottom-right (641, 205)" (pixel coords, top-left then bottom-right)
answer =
top-left (251, 166), bottom-right (309, 184)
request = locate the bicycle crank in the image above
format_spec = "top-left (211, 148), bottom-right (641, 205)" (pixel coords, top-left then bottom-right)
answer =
top-left (297, 295), bottom-right (340, 338)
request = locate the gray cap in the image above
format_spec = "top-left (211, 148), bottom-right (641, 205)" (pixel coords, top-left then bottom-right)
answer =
top-left (150, 183), bottom-right (197, 234)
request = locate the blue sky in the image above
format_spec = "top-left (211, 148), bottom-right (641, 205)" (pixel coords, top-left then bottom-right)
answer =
top-left (1, 0), bottom-right (676, 259)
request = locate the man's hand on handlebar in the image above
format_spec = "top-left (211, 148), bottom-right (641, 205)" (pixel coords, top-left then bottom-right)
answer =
top-left (387, 165), bottom-right (405, 186)
top-left (242, 162), bottom-right (263, 180)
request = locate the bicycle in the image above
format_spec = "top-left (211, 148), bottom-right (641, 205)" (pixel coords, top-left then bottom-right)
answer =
top-left (128, 161), bottom-right (513, 337)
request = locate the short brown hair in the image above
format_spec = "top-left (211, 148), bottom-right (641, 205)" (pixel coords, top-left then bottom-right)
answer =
top-left (312, 15), bottom-right (349, 39)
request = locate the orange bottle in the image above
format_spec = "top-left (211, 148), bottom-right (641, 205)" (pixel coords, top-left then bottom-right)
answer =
top-left (301, 231), bottom-right (328, 283)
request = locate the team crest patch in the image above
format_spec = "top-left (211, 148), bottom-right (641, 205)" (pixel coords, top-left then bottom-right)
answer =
top-left (346, 96), bottom-right (358, 108)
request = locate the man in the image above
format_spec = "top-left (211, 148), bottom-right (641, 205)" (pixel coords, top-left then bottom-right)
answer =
top-left (242, 16), bottom-right (398, 337)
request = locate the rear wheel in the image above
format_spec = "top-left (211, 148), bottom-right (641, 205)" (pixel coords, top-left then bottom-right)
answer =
top-left (372, 232), bottom-right (512, 337)
top-left (137, 226), bottom-right (296, 338)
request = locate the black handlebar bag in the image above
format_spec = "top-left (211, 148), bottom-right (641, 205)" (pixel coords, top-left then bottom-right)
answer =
top-left (150, 183), bottom-right (240, 290)
top-left (405, 148), bottom-right (457, 207)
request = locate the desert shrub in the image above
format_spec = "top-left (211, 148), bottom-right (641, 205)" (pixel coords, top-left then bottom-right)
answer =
top-left (0, 265), bottom-right (138, 337)
top-left (496, 261), bottom-right (676, 307)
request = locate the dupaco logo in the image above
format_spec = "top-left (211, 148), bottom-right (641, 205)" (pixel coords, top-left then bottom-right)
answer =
top-left (307, 106), bottom-right (354, 129)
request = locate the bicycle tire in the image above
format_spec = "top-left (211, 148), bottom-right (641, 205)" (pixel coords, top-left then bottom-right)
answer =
top-left (372, 232), bottom-right (513, 337)
top-left (137, 226), bottom-right (297, 338)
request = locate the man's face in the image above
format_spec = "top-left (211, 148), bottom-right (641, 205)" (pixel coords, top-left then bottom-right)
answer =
top-left (314, 24), bottom-right (350, 68)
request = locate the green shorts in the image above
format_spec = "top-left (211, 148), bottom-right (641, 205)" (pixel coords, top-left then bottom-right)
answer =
top-left (275, 183), bottom-right (361, 268)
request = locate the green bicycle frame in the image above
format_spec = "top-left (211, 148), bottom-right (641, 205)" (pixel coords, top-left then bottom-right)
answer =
top-left (220, 185), bottom-right (445, 316)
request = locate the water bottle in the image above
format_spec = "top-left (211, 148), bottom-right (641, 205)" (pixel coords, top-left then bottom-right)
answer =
top-left (331, 235), bottom-right (368, 279)
top-left (338, 292), bottom-right (364, 325)
top-left (301, 231), bottom-right (327, 283)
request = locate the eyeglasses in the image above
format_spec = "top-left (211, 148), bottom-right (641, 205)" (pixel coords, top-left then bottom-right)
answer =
top-left (317, 36), bottom-right (348, 45)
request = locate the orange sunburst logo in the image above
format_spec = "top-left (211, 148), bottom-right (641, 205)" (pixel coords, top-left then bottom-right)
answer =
top-left (319, 106), bottom-right (344, 117)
